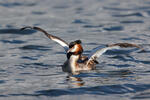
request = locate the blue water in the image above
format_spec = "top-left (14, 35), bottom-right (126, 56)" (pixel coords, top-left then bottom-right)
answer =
top-left (0, 0), bottom-right (150, 100)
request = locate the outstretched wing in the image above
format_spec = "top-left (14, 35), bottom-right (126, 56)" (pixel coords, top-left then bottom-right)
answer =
top-left (20, 26), bottom-right (69, 52)
top-left (87, 45), bottom-right (120, 63)
top-left (87, 43), bottom-right (143, 64)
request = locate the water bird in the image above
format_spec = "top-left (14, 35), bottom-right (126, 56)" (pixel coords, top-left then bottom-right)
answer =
top-left (21, 26), bottom-right (144, 75)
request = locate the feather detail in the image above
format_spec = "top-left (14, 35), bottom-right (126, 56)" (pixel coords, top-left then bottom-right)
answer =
top-left (20, 26), bottom-right (69, 52)
top-left (87, 43), bottom-right (143, 65)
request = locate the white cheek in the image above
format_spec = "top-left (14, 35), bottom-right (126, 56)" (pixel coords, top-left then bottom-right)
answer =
top-left (71, 45), bottom-right (78, 52)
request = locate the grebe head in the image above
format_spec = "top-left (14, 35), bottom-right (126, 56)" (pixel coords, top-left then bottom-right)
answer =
top-left (67, 40), bottom-right (83, 59)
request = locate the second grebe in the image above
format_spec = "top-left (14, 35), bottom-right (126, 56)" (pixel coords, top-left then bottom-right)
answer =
top-left (21, 26), bottom-right (144, 74)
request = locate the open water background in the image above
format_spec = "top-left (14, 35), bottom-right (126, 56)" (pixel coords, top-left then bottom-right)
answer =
top-left (0, 0), bottom-right (150, 100)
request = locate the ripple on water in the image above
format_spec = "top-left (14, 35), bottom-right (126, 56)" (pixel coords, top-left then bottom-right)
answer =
top-left (31, 11), bottom-right (46, 15)
top-left (107, 64), bottom-right (133, 68)
top-left (132, 91), bottom-right (150, 99)
top-left (0, 29), bottom-right (36, 35)
top-left (120, 37), bottom-right (144, 41)
top-left (53, 5), bottom-right (70, 9)
top-left (0, 2), bottom-right (36, 7)
top-left (103, 26), bottom-right (124, 31)
top-left (75, 7), bottom-right (84, 14)
top-left (103, 7), bottom-right (131, 11)
top-left (19, 45), bottom-right (51, 51)
top-left (1, 40), bottom-right (26, 44)
top-left (120, 20), bottom-right (144, 24)
top-left (0, 80), bottom-right (6, 84)
top-left (72, 19), bottom-right (88, 24)
top-left (14, 79), bottom-right (25, 82)
top-left (21, 56), bottom-right (38, 60)
top-left (10, 83), bottom-right (148, 97)
top-left (109, 54), bottom-right (150, 65)
top-left (18, 63), bottom-right (58, 69)
top-left (146, 10), bottom-right (150, 16)
top-left (83, 24), bottom-right (103, 28)
top-left (112, 12), bottom-right (144, 17)
top-left (106, 48), bottom-right (138, 55)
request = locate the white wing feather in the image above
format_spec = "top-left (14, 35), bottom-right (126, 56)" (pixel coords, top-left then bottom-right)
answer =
top-left (88, 45), bottom-right (120, 62)
top-left (21, 26), bottom-right (69, 52)
top-left (51, 37), bottom-right (69, 52)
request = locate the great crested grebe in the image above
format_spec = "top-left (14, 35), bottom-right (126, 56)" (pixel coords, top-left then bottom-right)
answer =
top-left (21, 26), bottom-right (144, 74)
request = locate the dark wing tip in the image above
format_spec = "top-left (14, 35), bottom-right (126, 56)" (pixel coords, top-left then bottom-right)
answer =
top-left (107, 43), bottom-right (140, 48)
top-left (107, 43), bottom-right (146, 52)
top-left (20, 26), bottom-right (33, 31)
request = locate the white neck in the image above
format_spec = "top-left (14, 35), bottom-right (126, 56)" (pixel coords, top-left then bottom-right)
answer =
top-left (69, 55), bottom-right (80, 72)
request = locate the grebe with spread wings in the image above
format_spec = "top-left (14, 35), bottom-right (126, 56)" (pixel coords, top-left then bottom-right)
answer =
top-left (21, 26), bottom-right (144, 74)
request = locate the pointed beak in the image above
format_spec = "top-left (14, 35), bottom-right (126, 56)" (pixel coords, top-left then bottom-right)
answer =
top-left (67, 49), bottom-right (71, 53)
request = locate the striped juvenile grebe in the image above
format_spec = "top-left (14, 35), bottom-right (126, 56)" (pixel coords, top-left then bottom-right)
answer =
top-left (21, 26), bottom-right (144, 74)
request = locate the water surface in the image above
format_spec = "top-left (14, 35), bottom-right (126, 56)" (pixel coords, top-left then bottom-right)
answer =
top-left (0, 0), bottom-right (150, 100)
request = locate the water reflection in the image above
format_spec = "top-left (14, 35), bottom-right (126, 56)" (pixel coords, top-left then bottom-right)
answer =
top-left (65, 68), bottom-right (136, 87)
top-left (66, 75), bottom-right (85, 87)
